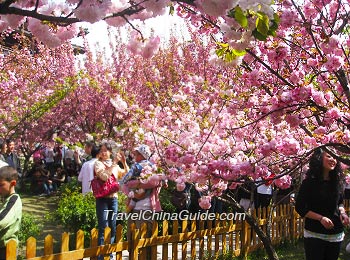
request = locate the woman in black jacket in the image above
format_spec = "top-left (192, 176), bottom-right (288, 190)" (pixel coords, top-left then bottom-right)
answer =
top-left (295, 148), bottom-right (349, 260)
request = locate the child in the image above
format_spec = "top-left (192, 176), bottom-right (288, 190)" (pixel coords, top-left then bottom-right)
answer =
top-left (0, 166), bottom-right (22, 260)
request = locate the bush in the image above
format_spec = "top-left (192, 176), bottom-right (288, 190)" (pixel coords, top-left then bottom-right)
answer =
top-left (51, 191), bottom-right (97, 235)
top-left (50, 178), bottom-right (97, 240)
top-left (18, 213), bottom-right (42, 243)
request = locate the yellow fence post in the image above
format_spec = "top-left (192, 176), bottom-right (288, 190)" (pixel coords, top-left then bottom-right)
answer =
top-left (241, 220), bottom-right (249, 259)
top-left (26, 236), bottom-right (37, 259)
top-left (172, 220), bottom-right (178, 260)
top-left (5, 239), bottom-right (17, 260)
top-left (90, 228), bottom-right (98, 260)
top-left (76, 230), bottom-right (85, 250)
top-left (162, 220), bottom-right (169, 260)
top-left (44, 234), bottom-right (53, 256)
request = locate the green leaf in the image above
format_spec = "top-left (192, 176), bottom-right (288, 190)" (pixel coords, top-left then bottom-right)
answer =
top-left (215, 48), bottom-right (226, 57)
top-left (252, 29), bottom-right (267, 41)
top-left (169, 5), bottom-right (175, 15)
top-left (232, 49), bottom-right (247, 56)
top-left (256, 14), bottom-right (269, 35)
top-left (216, 42), bottom-right (229, 48)
top-left (234, 6), bottom-right (248, 28)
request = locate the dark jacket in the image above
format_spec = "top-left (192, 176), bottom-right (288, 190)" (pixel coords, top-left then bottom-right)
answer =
top-left (295, 178), bottom-right (344, 235)
top-left (5, 152), bottom-right (21, 174)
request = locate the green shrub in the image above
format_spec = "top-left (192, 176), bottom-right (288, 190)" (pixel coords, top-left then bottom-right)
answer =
top-left (51, 191), bottom-right (97, 235)
top-left (58, 177), bottom-right (81, 194)
top-left (18, 213), bottom-right (42, 243)
top-left (160, 181), bottom-right (177, 213)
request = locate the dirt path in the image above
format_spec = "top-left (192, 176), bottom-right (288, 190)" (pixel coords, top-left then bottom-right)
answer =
top-left (21, 194), bottom-right (64, 254)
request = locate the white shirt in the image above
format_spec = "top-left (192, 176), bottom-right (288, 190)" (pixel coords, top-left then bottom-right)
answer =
top-left (0, 160), bottom-right (8, 168)
top-left (78, 158), bottom-right (97, 195)
top-left (256, 177), bottom-right (273, 195)
top-left (44, 147), bottom-right (55, 163)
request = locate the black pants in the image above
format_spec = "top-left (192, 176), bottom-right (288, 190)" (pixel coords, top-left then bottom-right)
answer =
top-left (304, 237), bottom-right (341, 260)
top-left (0, 247), bottom-right (6, 260)
top-left (255, 193), bottom-right (272, 208)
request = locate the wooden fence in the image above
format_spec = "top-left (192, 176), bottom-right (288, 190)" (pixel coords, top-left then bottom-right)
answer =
top-left (6, 203), bottom-right (349, 260)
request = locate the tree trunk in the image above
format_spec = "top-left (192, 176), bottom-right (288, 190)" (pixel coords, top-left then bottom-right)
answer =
top-left (244, 210), bottom-right (279, 260)
top-left (221, 194), bottom-right (279, 260)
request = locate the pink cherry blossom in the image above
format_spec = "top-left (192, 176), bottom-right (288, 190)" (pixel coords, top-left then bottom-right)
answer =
top-left (198, 196), bottom-right (212, 210)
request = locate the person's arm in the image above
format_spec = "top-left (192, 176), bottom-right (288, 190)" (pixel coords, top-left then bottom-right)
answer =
top-left (0, 194), bottom-right (21, 229)
top-left (77, 164), bottom-right (86, 182)
top-left (114, 152), bottom-right (129, 179)
top-left (126, 177), bottom-right (162, 189)
top-left (133, 189), bottom-right (147, 200)
top-left (338, 192), bottom-right (350, 225)
top-left (54, 174), bottom-right (66, 183)
top-left (295, 180), bottom-right (323, 221)
top-left (94, 160), bottom-right (111, 181)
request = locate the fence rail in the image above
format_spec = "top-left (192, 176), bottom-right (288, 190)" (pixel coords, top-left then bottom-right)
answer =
top-left (7, 203), bottom-right (350, 260)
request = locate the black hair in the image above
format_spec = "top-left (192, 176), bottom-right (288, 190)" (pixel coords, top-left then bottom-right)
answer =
top-left (99, 142), bottom-right (113, 153)
top-left (0, 138), bottom-right (5, 150)
top-left (5, 139), bottom-right (13, 145)
top-left (91, 145), bottom-right (100, 158)
top-left (85, 141), bottom-right (94, 148)
top-left (0, 166), bottom-right (18, 181)
top-left (306, 148), bottom-right (343, 192)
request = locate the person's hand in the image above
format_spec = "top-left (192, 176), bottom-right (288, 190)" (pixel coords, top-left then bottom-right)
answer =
top-left (73, 150), bottom-right (80, 160)
top-left (114, 151), bottom-right (126, 163)
top-left (163, 181), bottom-right (168, 188)
top-left (341, 213), bottom-right (350, 226)
top-left (320, 216), bottom-right (334, 229)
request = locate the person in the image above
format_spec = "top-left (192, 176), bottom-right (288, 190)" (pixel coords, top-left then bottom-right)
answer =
top-left (5, 139), bottom-right (21, 176)
top-left (171, 182), bottom-right (192, 213)
top-left (51, 166), bottom-right (67, 191)
top-left (0, 139), bottom-right (7, 163)
top-left (344, 174), bottom-right (350, 199)
top-left (295, 148), bottom-right (350, 260)
top-left (0, 166), bottom-right (22, 260)
top-left (43, 142), bottom-right (56, 177)
top-left (94, 142), bottom-right (129, 260)
top-left (78, 144), bottom-right (99, 195)
top-left (255, 174), bottom-right (273, 209)
top-left (53, 142), bottom-right (63, 168)
top-left (63, 157), bottom-right (78, 181)
top-left (75, 141), bottom-right (94, 169)
top-left (122, 144), bottom-right (166, 260)
top-left (30, 167), bottom-right (53, 196)
top-left (237, 177), bottom-right (256, 211)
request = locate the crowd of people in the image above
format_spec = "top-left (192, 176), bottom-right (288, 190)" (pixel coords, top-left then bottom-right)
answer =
top-left (0, 140), bottom-right (350, 260)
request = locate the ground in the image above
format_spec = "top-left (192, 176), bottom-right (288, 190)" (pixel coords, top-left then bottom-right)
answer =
top-left (21, 194), bottom-right (63, 255)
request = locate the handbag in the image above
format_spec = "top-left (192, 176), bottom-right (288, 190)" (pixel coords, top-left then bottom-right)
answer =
top-left (91, 172), bottom-right (119, 198)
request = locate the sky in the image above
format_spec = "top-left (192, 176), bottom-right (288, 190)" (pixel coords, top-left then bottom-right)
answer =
top-left (71, 13), bottom-right (190, 55)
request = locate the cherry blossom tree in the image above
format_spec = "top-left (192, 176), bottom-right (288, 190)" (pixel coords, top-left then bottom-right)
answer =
top-left (0, 0), bottom-right (277, 53)
top-left (103, 1), bottom-right (350, 259)
top-left (2, 1), bottom-right (350, 259)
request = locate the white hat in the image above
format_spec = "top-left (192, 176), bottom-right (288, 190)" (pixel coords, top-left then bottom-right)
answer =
top-left (134, 144), bottom-right (152, 160)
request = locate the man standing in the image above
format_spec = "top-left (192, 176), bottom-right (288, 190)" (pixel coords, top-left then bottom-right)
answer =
top-left (78, 144), bottom-right (99, 195)
top-left (5, 139), bottom-right (21, 176)
top-left (74, 141), bottom-right (94, 171)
